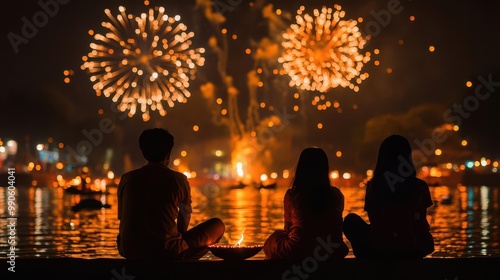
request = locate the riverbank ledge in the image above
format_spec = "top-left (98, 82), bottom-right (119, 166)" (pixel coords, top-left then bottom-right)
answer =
top-left (3, 257), bottom-right (498, 279)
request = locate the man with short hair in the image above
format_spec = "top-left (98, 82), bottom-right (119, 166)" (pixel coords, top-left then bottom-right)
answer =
top-left (117, 128), bottom-right (225, 260)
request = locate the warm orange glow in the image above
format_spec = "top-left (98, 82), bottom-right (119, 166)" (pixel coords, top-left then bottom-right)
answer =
top-left (429, 45), bottom-right (435, 52)
top-left (336, 151), bottom-right (342, 157)
top-left (236, 162), bottom-right (244, 178)
top-left (81, 6), bottom-right (205, 121)
top-left (330, 170), bottom-right (339, 179)
top-left (236, 229), bottom-right (245, 246)
top-left (466, 81), bottom-right (472, 87)
top-left (409, 15), bottom-right (415, 21)
top-left (435, 149), bottom-right (442, 156)
top-left (461, 140), bottom-right (468, 146)
top-left (193, 125), bottom-right (199, 132)
top-left (180, 151), bottom-right (187, 157)
top-left (283, 170), bottom-right (290, 179)
top-left (279, 5), bottom-right (370, 92)
top-left (260, 174), bottom-right (268, 182)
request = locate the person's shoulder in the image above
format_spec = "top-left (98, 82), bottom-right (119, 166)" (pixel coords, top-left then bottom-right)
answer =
top-left (413, 177), bottom-right (429, 188)
top-left (329, 185), bottom-right (344, 198)
top-left (119, 169), bottom-right (141, 180)
top-left (167, 168), bottom-right (189, 181)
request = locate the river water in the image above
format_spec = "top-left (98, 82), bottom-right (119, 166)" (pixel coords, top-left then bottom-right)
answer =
top-left (0, 180), bottom-right (499, 259)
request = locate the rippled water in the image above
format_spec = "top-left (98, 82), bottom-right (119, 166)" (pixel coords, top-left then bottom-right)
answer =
top-left (0, 180), bottom-right (499, 259)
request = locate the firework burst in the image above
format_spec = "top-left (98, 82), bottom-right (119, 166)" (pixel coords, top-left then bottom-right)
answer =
top-left (81, 6), bottom-right (205, 121)
top-left (278, 5), bottom-right (370, 93)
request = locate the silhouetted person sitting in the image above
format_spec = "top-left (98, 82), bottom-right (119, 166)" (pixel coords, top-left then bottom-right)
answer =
top-left (343, 135), bottom-right (434, 259)
top-left (264, 147), bottom-right (349, 260)
top-left (117, 128), bottom-right (225, 260)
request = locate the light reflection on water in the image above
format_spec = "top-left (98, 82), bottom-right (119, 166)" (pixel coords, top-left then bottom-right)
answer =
top-left (0, 181), bottom-right (499, 259)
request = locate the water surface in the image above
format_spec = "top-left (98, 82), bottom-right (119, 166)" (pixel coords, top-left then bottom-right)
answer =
top-left (0, 181), bottom-right (499, 259)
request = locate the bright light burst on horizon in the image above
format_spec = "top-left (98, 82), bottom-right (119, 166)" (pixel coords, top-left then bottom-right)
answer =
top-left (81, 6), bottom-right (205, 121)
top-left (278, 5), bottom-right (370, 93)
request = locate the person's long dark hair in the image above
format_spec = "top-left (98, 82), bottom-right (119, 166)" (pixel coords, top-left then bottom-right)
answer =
top-left (290, 147), bottom-right (332, 213)
top-left (370, 134), bottom-right (416, 195)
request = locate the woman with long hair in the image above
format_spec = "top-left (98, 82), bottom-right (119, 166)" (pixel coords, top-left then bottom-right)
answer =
top-left (343, 134), bottom-right (434, 258)
top-left (263, 147), bottom-right (349, 260)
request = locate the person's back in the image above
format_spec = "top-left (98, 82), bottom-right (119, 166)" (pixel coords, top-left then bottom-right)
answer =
top-left (264, 147), bottom-right (348, 260)
top-left (118, 163), bottom-right (190, 259)
top-left (364, 177), bottom-right (434, 258)
top-left (343, 134), bottom-right (434, 259)
top-left (117, 128), bottom-right (225, 261)
top-left (284, 186), bottom-right (348, 258)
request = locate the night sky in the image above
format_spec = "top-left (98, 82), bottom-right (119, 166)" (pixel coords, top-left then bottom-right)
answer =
top-left (2, 0), bottom-right (500, 174)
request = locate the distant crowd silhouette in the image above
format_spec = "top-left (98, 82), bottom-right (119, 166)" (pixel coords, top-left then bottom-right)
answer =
top-left (117, 128), bottom-right (434, 261)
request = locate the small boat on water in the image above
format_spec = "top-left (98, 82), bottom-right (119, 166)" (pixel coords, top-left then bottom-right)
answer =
top-left (228, 181), bottom-right (247, 189)
top-left (258, 182), bottom-right (277, 189)
top-left (71, 198), bottom-right (111, 212)
top-left (64, 185), bottom-right (107, 195)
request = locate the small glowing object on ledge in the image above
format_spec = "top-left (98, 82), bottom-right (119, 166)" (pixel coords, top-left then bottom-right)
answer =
top-left (236, 229), bottom-right (245, 247)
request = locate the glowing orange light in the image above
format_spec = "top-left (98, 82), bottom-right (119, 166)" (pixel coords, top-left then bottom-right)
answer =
top-left (279, 5), bottom-right (370, 92)
top-left (81, 6), bottom-right (205, 121)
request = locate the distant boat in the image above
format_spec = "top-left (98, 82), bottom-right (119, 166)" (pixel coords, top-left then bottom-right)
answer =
top-left (228, 181), bottom-right (247, 189)
top-left (440, 194), bottom-right (453, 205)
top-left (258, 182), bottom-right (277, 189)
top-left (64, 185), bottom-right (107, 195)
top-left (71, 198), bottom-right (111, 212)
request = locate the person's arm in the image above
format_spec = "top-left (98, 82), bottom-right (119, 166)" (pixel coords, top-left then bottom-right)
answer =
top-left (284, 190), bottom-right (292, 232)
top-left (177, 178), bottom-right (192, 234)
top-left (117, 174), bottom-right (127, 221)
top-left (177, 204), bottom-right (191, 234)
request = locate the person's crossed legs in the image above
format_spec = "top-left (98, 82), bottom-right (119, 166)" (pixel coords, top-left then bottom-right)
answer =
top-left (181, 218), bottom-right (225, 260)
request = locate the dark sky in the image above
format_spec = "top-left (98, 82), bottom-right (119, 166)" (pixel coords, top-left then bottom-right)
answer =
top-left (2, 0), bottom-right (500, 172)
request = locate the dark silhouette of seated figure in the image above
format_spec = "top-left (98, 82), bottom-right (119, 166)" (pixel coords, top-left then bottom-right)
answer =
top-left (344, 135), bottom-right (434, 259)
top-left (264, 147), bottom-right (349, 260)
top-left (117, 128), bottom-right (225, 260)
